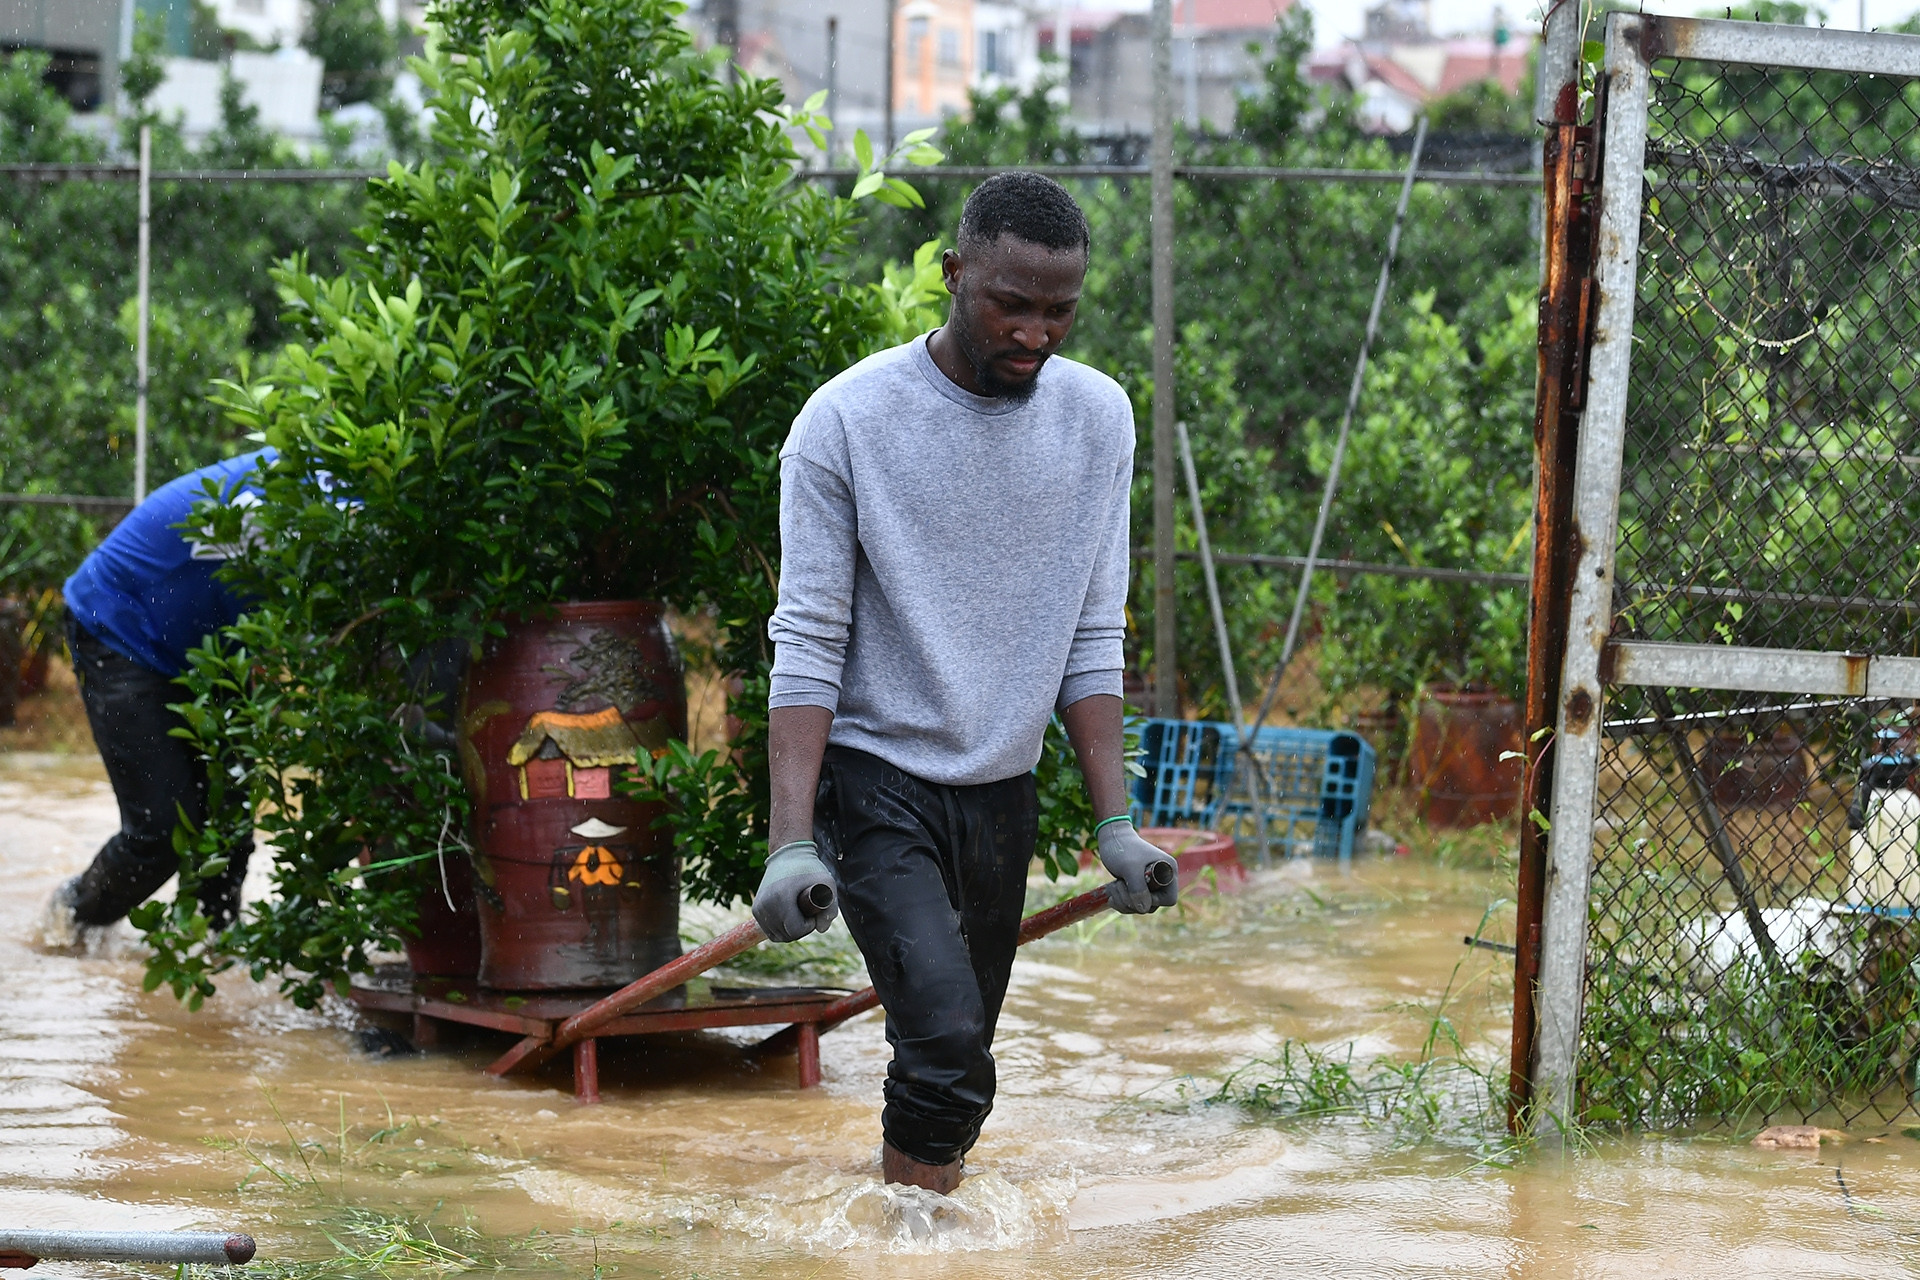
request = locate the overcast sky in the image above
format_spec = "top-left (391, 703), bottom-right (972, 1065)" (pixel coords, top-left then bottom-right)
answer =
top-left (1295, 0), bottom-right (1920, 43)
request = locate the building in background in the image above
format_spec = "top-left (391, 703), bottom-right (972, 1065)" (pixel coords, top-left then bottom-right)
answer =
top-left (145, 46), bottom-right (325, 139)
top-left (1, 0), bottom-right (124, 110)
top-left (892, 0), bottom-right (973, 126)
top-left (3, 0), bottom-right (414, 124)
top-left (205, 0), bottom-right (308, 48)
top-left (686, 0), bottom-right (889, 156)
top-left (687, 0), bottom-right (1046, 158)
top-left (1305, 0), bottom-right (1531, 133)
top-left (155, 0), bottom-right (409, 52)
top-left (1038, 0), bottom-right (1292, 136)
top-left (975, 1), bottom-right (1041, 92)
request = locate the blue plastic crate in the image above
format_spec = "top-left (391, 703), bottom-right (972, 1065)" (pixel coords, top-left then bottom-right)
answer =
top-left (1130, 719), bottom-right (1375, 859)
top-left (1230, 726), bottom-right (1376, 859)
top-left (1131, 719), bottom-right (1236, 828)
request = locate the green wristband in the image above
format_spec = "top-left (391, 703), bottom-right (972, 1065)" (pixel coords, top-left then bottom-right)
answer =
top-left (1093, 815), bottom-right (1133, 836)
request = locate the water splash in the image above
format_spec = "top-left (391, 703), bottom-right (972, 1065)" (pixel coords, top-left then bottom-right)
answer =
top-left (715, 1168), bottom-right (1076, 1252)
top-left (507, 1163), bottom-right (1075, 1254)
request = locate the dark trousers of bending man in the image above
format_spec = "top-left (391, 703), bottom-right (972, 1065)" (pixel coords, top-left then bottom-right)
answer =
top-left (749, 173), bottom-right (1178, 1194)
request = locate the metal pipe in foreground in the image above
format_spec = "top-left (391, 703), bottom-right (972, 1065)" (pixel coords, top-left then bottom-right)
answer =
top-left (0, 1231), bottom-right (256, 1267)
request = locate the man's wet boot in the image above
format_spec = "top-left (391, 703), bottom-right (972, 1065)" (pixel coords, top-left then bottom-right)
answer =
top-left (882, 1141), bottom-right (962, 1194)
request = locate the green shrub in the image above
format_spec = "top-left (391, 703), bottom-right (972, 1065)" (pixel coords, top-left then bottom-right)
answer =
top-left (142, 0), bottom-right (933, 1006)
top-left (1313, 291), bottom-right (1537, 709)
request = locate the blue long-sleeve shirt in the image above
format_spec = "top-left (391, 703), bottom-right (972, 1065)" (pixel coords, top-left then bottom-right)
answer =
top-left (64, 449), bottom-right (276, 676)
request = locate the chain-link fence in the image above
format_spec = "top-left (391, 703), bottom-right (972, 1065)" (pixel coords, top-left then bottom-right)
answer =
top-left (1565, 19), bottom-right (1920, 1128)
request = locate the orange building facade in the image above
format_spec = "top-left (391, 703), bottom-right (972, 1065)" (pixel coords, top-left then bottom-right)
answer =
top-left (894, 0), bottom-right (975, 122)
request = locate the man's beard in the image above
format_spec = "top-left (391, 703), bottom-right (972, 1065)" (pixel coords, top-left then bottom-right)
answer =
top-left (953, 313), bottom-right (1047, 402)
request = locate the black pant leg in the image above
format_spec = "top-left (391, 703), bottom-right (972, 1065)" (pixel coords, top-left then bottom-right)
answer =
top-left (817, 748), bottom-right (1038, 1167)
top-left (819, 749), bottom-right (992, 1166)
top-left (66, 622), bottom-right (251, 927)
top-left (953, 770), bottom-right (1038, 1048)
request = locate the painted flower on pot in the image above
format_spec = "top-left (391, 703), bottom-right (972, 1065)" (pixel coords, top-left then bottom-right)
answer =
top-left (549, 817), bottom-right (636, 911)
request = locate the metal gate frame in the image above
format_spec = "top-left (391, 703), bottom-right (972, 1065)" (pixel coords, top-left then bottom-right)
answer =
top-left (1525, 12), bottom-right (1920, 1134)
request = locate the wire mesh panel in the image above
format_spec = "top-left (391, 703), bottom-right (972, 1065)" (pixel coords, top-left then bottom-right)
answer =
top-left (1565, 17), bottom-right (1920, 1128)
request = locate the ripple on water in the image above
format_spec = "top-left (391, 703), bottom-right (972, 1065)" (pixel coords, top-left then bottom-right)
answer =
top-left (0, 769), bottom-right (137, 1186)
top-left (506, 1163), bottom-right (1076, 1254)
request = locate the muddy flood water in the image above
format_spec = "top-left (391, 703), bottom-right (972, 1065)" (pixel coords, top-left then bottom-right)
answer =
top-left (9, 752), bottom-right (1920, 1277)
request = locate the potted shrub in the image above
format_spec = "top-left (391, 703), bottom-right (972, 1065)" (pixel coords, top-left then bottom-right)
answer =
top-left (133, 0), bottom-right (946, 1007)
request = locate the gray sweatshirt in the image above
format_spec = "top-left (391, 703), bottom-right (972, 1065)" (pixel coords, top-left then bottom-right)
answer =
top-left (767, 334), bottom-right (1133, 786)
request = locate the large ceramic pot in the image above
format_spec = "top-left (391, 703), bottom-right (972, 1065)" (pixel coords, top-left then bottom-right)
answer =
top-left (1408, 686), bottom-right (1523, 827)
top-left (402, 851), bottom-right (485, 978)
top-left (460, 601), bottom-right (686, 990)
top-left (1699, 726), bottom-right (1808, 811)
top-left (356, 839), bottom-right (485, 978)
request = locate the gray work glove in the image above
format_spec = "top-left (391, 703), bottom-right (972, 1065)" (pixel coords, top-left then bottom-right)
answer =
top-left (1097, 818), bottom-right (1179, 914)
top-left (751, 840), bottom-right (839, 942)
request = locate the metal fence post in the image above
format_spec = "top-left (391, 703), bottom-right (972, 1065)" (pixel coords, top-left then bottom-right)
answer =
top-left (825, 17), bottom-right (838, 163)
top-left (1510, 0), bottom-right (1590, 1133)
top-left (1151, 0), bottom-right (1176, 718)
top-left (884, 0), bottom-right (898, 153)
top-left (1531, 12), bottom-right (1653, 1135)
top-left (134, 122), bottom-right (150, 505)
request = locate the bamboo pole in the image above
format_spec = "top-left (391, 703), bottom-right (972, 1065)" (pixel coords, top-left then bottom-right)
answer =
top-left (1176, 421), bottom-right (1244, 732)
top-left (1247, 116), bottom-right (1429, 733)
top-left (1150, 0), bottom-right (1176, 717)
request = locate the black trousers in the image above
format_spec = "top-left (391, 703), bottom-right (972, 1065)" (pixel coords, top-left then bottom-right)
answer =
top-left (66, 620), bottom-right (251, 928)
top-left (815, 746), bottom-right (1036, 1167)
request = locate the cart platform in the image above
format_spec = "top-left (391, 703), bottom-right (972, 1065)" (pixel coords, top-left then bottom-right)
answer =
top-left (342, 969), bottom-right (845, 1101)
top-left (344, 829), bottom-right (1242, 1105)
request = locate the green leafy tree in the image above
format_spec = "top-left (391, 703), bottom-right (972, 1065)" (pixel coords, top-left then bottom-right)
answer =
top-left (1233, 7), bottom-right (1319, 151)
top-left (191, 2), bottom-right (266, 59)
top-left (142, 0), bottom-right (937, 1007)
top-left (0, 34), bottom-right (369, 596)
top-left (1314, 292), bottom-right (1538, 707)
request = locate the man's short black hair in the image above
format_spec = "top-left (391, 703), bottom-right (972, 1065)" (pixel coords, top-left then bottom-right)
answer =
top-left (956, 171), bottom-right (1090, 258)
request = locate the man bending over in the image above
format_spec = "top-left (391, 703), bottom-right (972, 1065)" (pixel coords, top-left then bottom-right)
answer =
top-left (44, 450), bottom-right (275, 944)
top-left (752, 172), bottom-right (1178, 1194)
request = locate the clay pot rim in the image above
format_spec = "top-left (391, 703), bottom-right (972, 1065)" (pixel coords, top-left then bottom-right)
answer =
top-left (503, 599), bottom-right (666, 625)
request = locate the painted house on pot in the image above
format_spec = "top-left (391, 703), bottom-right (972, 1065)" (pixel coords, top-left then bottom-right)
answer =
top-left (506, 706), bottom-right (665, 801)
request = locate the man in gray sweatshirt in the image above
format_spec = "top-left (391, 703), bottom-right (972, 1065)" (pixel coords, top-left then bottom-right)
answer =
top-left (752, 172), bottom-right (1178, 1194)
